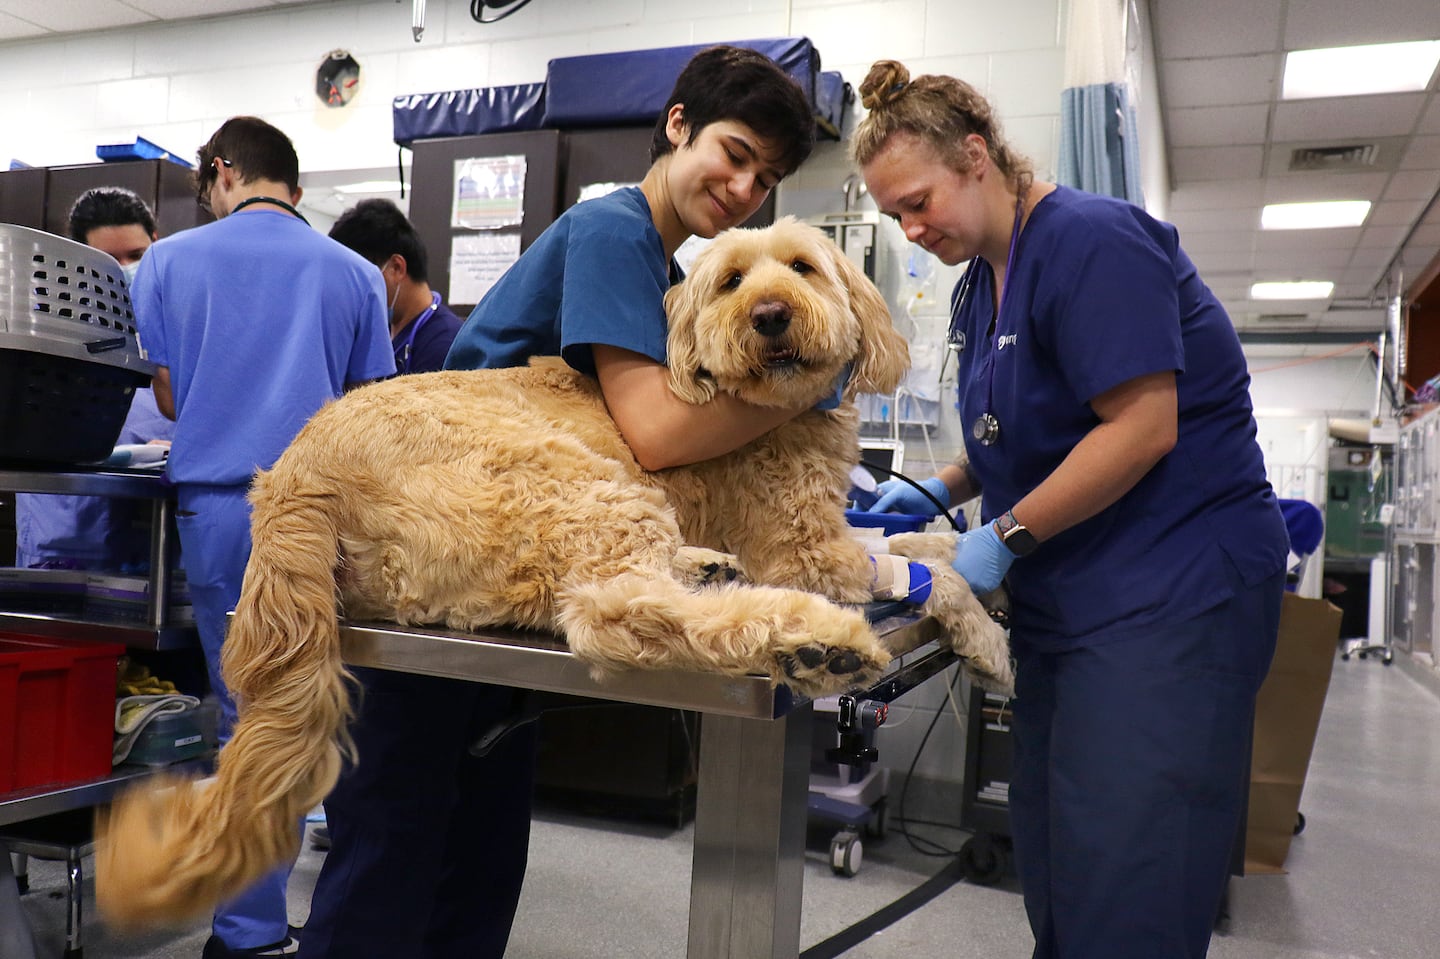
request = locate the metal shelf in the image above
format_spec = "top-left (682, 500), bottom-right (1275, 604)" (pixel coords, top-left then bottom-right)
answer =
top-left (0, 610), bottom-right (194, 650)
top-left (0, 464), bottom-right (194, 648)
top-left (0, 756), bottom-right (213, 828)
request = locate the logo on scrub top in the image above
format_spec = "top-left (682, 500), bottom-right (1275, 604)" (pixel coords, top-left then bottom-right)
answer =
top-left (997, 333), bottom-right (1018, 351)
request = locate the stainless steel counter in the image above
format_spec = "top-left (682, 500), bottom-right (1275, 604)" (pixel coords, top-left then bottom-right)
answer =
top-left (339, 611), bottom-right (950, 959)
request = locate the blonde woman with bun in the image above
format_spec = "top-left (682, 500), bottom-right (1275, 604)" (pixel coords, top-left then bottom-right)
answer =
top-left (855, 60), bottom-right (1287, 958)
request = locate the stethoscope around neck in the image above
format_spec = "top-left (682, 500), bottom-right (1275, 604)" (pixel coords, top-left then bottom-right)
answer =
top-left (394, 292), bottom-right (442, 374)
top-left (946, 194), bottom-right (1026, 447)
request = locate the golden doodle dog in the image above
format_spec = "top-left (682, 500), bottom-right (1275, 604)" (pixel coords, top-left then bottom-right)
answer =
top-left (96, 217), bottom-right (1012, 928)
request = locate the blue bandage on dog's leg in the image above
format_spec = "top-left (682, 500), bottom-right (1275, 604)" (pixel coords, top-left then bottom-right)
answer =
top-left (905, 561), bottom-right (932, 604)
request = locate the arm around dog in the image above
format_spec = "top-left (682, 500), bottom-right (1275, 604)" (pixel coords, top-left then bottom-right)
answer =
top-left (594, 345), bottom-right (804, 471)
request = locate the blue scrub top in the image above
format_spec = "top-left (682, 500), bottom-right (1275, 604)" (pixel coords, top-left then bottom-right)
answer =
top-left (445, 187), bottom-right (670, 373)
top-left (953, 185), bottom-right (1287, 649)
top-left (392, 300), bottom-right (463, 375)
top-left (132, 209), bottom-right (395, 486)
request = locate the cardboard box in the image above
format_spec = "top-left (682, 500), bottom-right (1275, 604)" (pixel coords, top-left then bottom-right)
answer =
top-left (1245, 593), bottom-right (1343, 874)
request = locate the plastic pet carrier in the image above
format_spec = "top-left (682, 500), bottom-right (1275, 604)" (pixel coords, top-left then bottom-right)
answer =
top-left (0, 224), bottom-right (154, 464)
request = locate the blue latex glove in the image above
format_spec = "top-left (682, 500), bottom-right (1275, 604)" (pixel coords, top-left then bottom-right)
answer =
top-left (951, 522), bottom-right (1014, 594)
top-left (813, 363), bottom-right (853, 411)
top-left (868, 477), bottom-right (948, 516)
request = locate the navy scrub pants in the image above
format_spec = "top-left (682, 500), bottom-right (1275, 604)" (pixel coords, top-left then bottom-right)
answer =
top-left (1007, 571), bottom-right (1284, 959)
top-left (298, 668), bottom-right (537, 959)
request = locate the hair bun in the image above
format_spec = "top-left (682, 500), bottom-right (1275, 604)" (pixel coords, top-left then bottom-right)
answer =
top-left (858, 60), bottom-right (912, 111)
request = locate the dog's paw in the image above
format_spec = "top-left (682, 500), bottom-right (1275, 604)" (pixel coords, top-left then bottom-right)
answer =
top-left (672, 546), bottom-right (748, 587)
top-left (886, 531), bottom-right (958, 563)
top-left (768, 605), bottom-right (890, 697)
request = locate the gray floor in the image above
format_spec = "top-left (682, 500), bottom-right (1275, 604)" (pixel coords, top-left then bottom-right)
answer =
top-left (11, 649), bottom-right (1440, 958)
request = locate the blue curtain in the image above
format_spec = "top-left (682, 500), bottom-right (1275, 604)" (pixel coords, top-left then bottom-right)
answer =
top-left (1058, 82), bottom-right (1143, 205)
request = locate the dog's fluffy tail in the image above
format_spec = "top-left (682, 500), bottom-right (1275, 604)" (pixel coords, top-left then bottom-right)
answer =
top-left (96, 466), bottom-right (350, 929)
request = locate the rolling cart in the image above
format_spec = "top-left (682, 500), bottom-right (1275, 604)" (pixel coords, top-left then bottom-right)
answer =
top-left (958, 681), bottom-right (1014, 885)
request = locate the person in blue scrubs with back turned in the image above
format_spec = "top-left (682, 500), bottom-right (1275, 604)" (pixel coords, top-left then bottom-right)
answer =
top-left (854, 60), bottom-right (1288, 958)
top-left (298, 45), bottom-right (822, 959)
top-left (130, 116), bottom-right (394, 959)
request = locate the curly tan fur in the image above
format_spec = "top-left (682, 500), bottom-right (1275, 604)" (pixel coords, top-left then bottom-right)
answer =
top-left (95, 218), bottom-right (1010, 928)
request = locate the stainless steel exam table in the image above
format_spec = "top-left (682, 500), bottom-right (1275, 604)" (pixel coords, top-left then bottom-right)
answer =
top-left (339, 610), bottom-right (954, 959)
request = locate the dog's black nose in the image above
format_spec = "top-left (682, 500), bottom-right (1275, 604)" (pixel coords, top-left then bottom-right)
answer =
top-left (751, 301), bottom-right (791, 338)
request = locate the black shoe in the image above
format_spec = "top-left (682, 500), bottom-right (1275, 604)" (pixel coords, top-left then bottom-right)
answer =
top-left (201, 928), bottom-right (300, 958)
top-left (311, 825), bottom-right (331, 850)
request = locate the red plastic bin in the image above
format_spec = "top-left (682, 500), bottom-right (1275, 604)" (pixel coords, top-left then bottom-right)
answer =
top-left (0, 634), bottom-right (124, 793)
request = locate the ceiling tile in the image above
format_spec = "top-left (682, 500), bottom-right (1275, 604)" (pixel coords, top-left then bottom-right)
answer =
top-left (1179, 231), bottom-right (1256, 254)
top-left (1383, 170), bottom-right (1440, 202)
top-left (1168, 179), bottom-right (1267, 211)
top-left (1253, 247), bottom-right (1355, 272)
top-left (0, 0), bottom-right (150, 32)
top-left (1167, 103), bottom-right (1269, 147)
top-left (1282, 0), bottom-right (1440, 49)
top-left (1168, 207), bottom-right (1262, 232)
top-left (1271, 94), bottom-right (1428, 142)
top-left (0, 12), bottom-right (47, 40)
top-left (1369, 199), bottom-right (1430, 227)
top-left (1261, 171), bottom-right (1390, 203)
top-left (1189, 248), bottom-right (1260, 273)
top-left (1171, 145), bottom-right (1266, 182)
top-left (1152, 0), bottom-right (1284, 58)
top-left (1255, 227), bottom-right (1363, 252)
top-left (1159, 55), bottom-right (1279, 108)
top-left (1420, 98), bottom-right (1440, 135)
top-left (1358, 224), bottom-right (1412, 249)
top-left (1350, 247), bottom-right (1399, 269)
top-left (1401, 136), bottom-right (1440, 171)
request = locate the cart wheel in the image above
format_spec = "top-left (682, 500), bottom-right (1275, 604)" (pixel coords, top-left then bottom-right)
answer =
top-left (1341, 650), bottom-right (1351, 661)
top-left (62, 948), bottom-right (82, 959)
top-left (1383, 650), bottom-right (1394, 665)
top-left (959, 834), bottom-right (1007, 886)
top-left (864, 798), bottom-right (888, 839)
top-left (1358, 650), bottom-right (1368, 659)
top-left (830, 831), bottom-right (863, 877)
top-left (1293, 812), bottom-right (1306, 836)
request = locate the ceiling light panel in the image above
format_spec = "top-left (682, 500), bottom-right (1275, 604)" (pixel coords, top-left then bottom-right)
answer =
top-left (1261, 200), bottom-right (1372, 230)
top-left (1251, 281), bottom-right (1336, 299)
top-left (1282, 40), bottom-right (1440, 99)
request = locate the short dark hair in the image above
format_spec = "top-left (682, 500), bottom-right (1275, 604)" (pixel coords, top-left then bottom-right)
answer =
top-left (328, 199), bottom-right (428, 282)
top-left (649, 46), bottom-right (815, 176)
top-left (67, 187), bottom-right (157, 243)
top-left (195, 116), bottom-right (301, 205)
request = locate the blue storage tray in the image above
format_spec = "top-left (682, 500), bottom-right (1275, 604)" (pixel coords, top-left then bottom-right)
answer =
top-left (542, 37), bottom-right (819, 129)
top-left (844, 509), bottom-right (930, 535)
top-left (392, 82), bottom-right (547, 146)
top-left (95, 136), bottom-right (192, 168)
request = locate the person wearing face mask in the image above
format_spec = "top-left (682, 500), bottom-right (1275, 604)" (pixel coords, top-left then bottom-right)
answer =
top-left (296, 46), bottom-right (819, 959)
top-left (854, 60), bottom-right (1287, 959)
top-left (11, 188), bottom-right (175, 571)
top-left (327, 198), bottom-right (462, 376)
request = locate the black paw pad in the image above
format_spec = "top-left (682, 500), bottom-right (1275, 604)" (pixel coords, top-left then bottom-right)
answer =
top-left (795, 646), bottom-right (827, 669)
top-left (828, 651), bottom-right (862, 674)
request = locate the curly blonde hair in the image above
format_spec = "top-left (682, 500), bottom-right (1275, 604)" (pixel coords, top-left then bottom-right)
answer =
top-left (849, 60), bottom-right (1033, 194)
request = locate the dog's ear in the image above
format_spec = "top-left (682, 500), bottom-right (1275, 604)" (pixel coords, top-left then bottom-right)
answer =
top-left (829, 243), bottom-right (910, 397)
top-left (664, 272), bottom-right (718, 406)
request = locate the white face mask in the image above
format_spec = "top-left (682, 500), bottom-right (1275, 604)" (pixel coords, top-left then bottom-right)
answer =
top-left (121, 260), bottom-right (142, 287)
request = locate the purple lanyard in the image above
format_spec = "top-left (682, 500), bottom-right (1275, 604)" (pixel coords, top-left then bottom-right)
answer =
top-left (394, 292), bottom-right (441, 374)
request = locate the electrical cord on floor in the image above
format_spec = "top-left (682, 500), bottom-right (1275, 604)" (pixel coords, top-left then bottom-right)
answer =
top-left (894, 667), bottom-right (971, 857)
top-left (861, 462), bottom-right (966, 533)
